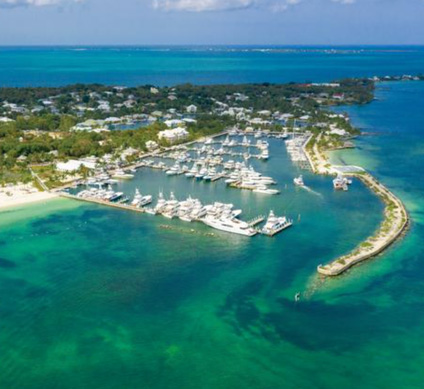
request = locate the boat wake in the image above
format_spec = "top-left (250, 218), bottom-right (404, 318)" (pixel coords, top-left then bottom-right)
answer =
top-left (299, 185), bottom-right (322, 197)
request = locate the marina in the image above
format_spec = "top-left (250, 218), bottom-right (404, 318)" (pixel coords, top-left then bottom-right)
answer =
top-left (61, 132), bottom-right (312, 238)
top-left (58, 131), bottom-right (376, 243)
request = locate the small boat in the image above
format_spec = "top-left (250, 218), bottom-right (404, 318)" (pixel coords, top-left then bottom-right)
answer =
top-left (294, 175), bottom-right (305, 186)
top-left (333, 174), bottom-right (349, 191)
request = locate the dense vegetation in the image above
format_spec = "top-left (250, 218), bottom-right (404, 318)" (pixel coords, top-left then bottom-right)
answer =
top-left (0, 79), bottom-right (376, 186)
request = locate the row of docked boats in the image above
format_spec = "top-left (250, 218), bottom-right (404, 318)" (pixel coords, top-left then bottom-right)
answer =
top-left (225, 164), bottom-right (280, 195)
top-left (83, 167), bottom-right (135, 188)
top-left (77, 186), bottom-right (128, 203)
top-left (285, 134), bottom-right (310, 163)
top-left (144, 192), bottom-right (292, 237)
top-left (77, 186), bottom-right (152, 208)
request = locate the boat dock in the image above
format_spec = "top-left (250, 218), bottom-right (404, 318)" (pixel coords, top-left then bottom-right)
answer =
top-left (260, 222), bottom-right (292, 237)
top-left (247, 215), bottom-right (265, 227)
top-left (59, 193), bottom-right (147, 214)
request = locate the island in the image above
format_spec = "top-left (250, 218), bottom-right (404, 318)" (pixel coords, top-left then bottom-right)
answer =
top-left (0, 76), bottom-right (418, 275)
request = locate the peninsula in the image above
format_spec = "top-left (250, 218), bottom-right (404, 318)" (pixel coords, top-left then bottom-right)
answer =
top-left (303, 132), bottom-right (409, 276)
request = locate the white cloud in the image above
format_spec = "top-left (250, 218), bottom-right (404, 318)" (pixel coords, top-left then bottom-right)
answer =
top-left (151, 0), bottom-right (300, 12)
top-left (331, 0), bottom-right (355, 4)
top-left (152, 0), bottom-right (361, 12)
top-left (0, 0), bottom-right (83, 7)
top-left (152, 0), bottom-right (255, 12)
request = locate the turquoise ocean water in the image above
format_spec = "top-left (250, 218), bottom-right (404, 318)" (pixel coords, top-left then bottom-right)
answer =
top-left (1, 48), bottom-right (424, 388)
top-left (1, 46), bottom-right (424, 87)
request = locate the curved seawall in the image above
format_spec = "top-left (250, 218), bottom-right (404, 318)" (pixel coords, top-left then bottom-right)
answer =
top-left (304, 134), bottom-right (409, 277)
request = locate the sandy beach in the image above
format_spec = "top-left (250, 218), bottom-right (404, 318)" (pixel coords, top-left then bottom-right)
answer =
top-left (0, 184), bottom-right (57, 211)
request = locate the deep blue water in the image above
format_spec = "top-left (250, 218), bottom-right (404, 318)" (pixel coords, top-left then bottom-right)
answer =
top-left (0, 45), bottom-right (423, 87)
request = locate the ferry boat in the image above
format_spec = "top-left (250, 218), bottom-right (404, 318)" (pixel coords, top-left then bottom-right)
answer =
top-left (261, 211), bottom-right (292, 236)
top-left (202, 216), bottom-right (257, 237)
top-left (294, 175), bottom-right (305, 186)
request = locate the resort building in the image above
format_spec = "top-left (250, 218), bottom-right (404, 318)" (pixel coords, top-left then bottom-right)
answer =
top-left (158, 127), bottom-right (189, 144)
top-left (56, 159), bottom-right (97, 172)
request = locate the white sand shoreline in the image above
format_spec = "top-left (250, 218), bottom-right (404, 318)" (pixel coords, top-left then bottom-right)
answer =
top-left (0, 185), bottom-right (58, 211)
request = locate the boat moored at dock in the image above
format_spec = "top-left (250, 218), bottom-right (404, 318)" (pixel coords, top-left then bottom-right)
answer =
top-left (261, 211), bottom-right (293, 236)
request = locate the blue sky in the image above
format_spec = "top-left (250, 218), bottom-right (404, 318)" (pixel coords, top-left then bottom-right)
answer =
top-left (0, 0), bottom-right (423, 45)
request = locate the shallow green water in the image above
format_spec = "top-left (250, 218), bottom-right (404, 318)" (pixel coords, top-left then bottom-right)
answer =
top-left (1, 82), bottom-right (424, 388)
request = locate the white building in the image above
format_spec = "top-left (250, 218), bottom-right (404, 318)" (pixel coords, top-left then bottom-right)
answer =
top-left (158, 128), bottom-right (189, 144)
top-left (164, 119), bottom-right (185, 128)
top-left (186, 105), bottom-right (197, 114)
top-left (146, 140), bottom-right (159, 151)
top-left (56, 159), bottom-right (97, 172)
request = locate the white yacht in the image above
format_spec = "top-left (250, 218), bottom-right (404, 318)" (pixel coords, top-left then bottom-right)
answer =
top-left (261, 211), bottom-right (292, 236)
top-left (166, 162), bottom-right (181, 176)
top-left (185, 164), bottom-right (198, 178)
top-left (202, 216), bottom-right (257, 237)
top-left (149, 191), bottom-right (167, 214)
top-left (131, 189), bottom-right (152, 208)
top-left (241, 136), bottom-right (251, 147)
top-left (253, 185), bottom-right (280, 195)
top-left (190, 202), bottom-right (207, 220)
top-left (109, 192), bottom-right (124, 202)
top-left (259, 149), bottom-right (269, 160)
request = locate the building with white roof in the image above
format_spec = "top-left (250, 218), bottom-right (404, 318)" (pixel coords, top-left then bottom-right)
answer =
top-left (56, 159), bottom-right (97, 172)
top-left (186, 105), bottom-right (197, 114)
top-left (158, 128), bottom-right (189, 144)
